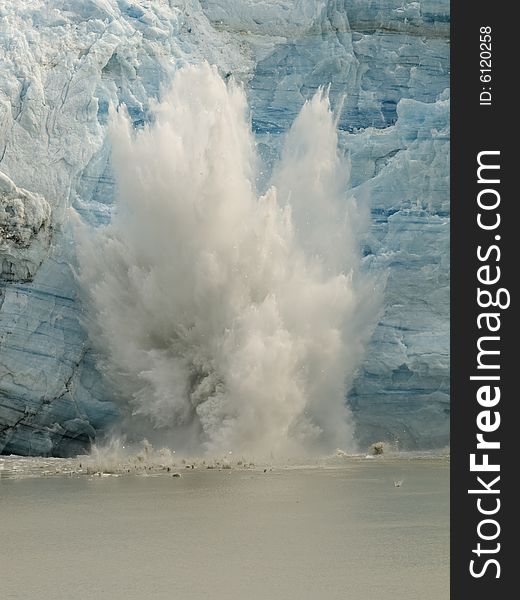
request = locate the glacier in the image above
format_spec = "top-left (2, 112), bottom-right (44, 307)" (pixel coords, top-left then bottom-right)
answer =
top-left (0, 0), bottom-right (449, 456)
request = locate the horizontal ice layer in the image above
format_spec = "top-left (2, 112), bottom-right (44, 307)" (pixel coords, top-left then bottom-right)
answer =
top-left (0, 0), bottom-right (449, 455)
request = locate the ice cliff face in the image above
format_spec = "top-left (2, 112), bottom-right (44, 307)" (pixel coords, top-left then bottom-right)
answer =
top-left (0, 0), bottom-right (449, 455)
top-left (0, 171), bottom-right (52, 281)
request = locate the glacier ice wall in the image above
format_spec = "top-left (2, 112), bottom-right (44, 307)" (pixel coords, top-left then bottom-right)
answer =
top-left (0, 0), bottom-right (449, 455)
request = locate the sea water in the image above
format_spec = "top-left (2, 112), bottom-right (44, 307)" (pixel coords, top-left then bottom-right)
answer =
top-left (0, 456), bottom-right (448, 600)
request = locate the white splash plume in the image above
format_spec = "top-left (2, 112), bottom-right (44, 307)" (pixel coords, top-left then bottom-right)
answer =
top-left (75, 62), bottom-right (380, 458)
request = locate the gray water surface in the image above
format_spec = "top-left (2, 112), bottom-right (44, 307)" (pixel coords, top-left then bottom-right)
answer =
top-left (0, 458), bottom-right (448, 600)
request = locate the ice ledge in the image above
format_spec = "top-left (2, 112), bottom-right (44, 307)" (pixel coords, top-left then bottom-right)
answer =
top-left (0, 171), bottom-right (52, 282)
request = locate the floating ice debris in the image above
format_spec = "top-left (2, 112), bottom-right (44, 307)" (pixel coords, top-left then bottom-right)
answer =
top-left (370, 442), bottom-right (385, 456)
top-left (394, 480), bottom-right (403, 487)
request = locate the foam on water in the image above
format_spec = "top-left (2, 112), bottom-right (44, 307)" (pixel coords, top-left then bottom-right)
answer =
top-left (74, 63), bottom-right (380, 458)
top-left (0, 438), bottom-right (449, 480)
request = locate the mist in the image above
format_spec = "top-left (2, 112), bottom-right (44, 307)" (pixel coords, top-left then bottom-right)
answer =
top-left (75, 62), bottom-right (380, 458)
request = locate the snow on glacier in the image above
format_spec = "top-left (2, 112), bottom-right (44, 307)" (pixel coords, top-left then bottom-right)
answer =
top-left (0, 0), bottom-right (449, 455)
